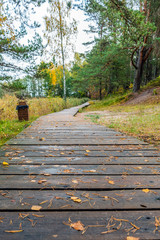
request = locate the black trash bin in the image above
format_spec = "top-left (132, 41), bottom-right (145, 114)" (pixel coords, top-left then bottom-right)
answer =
top-left (16, 101), bottom-right (29, 121)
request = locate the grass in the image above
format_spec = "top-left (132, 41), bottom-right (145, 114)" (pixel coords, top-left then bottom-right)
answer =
top-left (85, 104), bottom-right (160, 146)
top-left (85, 91), bottom-right (131, 111)
top-left (0, 95), bottom-right (88, 146)
top-left (84, 85), bottom-right (160, 147)
top-left (0, 118), bottom-right (36, 146)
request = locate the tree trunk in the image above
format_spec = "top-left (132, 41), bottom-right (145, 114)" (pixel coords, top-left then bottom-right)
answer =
top-left (133, 48), bottom-right (144, 92)
top-left (99, 79), bottom-right (102, 100)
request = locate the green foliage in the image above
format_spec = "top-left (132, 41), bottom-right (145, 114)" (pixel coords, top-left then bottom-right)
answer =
top-left (74, 0), bottom-right (159, 96)
top-left (0, 0), bottom-right (44, 82)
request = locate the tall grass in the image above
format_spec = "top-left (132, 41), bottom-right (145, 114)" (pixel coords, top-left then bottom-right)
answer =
top-left (0, 95), bottom-right (88, 121)
top-left (0, 95), bottom-right (88, 145)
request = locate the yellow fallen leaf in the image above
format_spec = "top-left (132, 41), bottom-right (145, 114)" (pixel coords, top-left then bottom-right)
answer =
top-left (31, 205), bottom-right (42, 211)
top-left (86, 150), bottom-right (90, 153)
top-left (108, 180), bottom-right (115, 185)
top-left (70, 221), bottom-right (84, 231)
top-left (71, 197), bottom-right (82, 203)
top-left (2, 162), bottom-right (9, 166)
top-left (83, 169), bottom-right (96, 173)
top-left (142, 189), bottom-right (150, 193)
top-left (32, 214), bottom-right (44, 218)
top-left (126, 237), bottom-right (139, 240)
top-left (72, 180), bottom-right (78, 184)
top-left (5, 230), bottom-right (23, 233)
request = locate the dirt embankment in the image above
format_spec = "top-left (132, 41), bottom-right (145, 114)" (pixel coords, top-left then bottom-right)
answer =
top-left (123, 87), bottom-right (160, 105)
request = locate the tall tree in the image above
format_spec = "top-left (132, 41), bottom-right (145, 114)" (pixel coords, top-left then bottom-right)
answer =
top-left (83, 0), bottom-right (157, 92)
top-left (44, 0), bottom-right (77, 101)
top-left (0, 0), bottom-right (45, 82)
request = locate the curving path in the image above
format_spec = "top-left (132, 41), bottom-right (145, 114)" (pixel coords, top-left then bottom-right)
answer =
top-left (0, 103), bottom-right (160, 239)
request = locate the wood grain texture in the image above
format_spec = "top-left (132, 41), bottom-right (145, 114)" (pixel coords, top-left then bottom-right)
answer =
top-left (0, 103), bottom-right (160, 239)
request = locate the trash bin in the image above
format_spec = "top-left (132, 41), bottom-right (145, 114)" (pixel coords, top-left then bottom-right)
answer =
top-left (16, 101), bottom-right (29, 121)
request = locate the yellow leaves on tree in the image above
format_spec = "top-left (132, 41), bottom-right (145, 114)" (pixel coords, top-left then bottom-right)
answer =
top-left (42, 64), bottom-right (63, 87)
top-left (46, 68), bottom-right (57, 86)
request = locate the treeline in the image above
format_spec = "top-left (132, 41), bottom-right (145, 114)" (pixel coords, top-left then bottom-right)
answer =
top-left (0, 0), bottom-right (160, 100)
top-left (70, 0), bottom-right (160, 99)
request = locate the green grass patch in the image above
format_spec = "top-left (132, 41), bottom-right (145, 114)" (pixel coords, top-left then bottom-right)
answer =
top-left (84, 91), bottom-right (131, 111)
top-left (142, 76), bottom-right (160, 89)
top-left (85, 114), bottom-right (100, 123)
top-left (0, 117), bottom-right (37, 146)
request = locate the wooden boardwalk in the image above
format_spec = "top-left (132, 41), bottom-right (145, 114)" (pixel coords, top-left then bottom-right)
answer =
top-left (0, 103), bottom-right (160, 239)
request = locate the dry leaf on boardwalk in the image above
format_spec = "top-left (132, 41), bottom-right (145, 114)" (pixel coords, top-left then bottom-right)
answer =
top-left (31, 205), bottom-right (42, 211)
top-left (86, 150), bottom-right (90, 153)
top-left (5, 230), bottom-right (24, 233)
top-left (32, 214), bottom-right (45, 218)
top-left (38, 179), bottom-right (47, 184)
top-left (72, 180), bottom-right (78, 184)
top-left (71, 197), bottom-right (82, 203)
top-left (108, 180), bottom-right (115, 185)
top-left (2, 162), bottom-right (9, 166)
top-left (126, 237), bottom-right (139, 240)
top-left (70, 221), bottom-right (85, 231)
top-left (142, 189), bottom-right (150, 193)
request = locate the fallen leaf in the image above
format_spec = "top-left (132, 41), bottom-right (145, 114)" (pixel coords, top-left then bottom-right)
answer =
top-left (72, 180), bottom-right (78, 184)
top-left (63, 169), bottom-right (71, 173)
top-left (108, 180), bottom-right (115, 185)
top-left (71, 197), bottom-right (82, 203)
top-left (2, 162), bottom-right (9, 166)
top-left (126, 237), bottom-right (139, 240)
top-left (83, 170), bottom-right (96, 173)
top-left (70, 221), bottom-right (85, 231)
top-left (52, 235), bottom-right (58, 238)
top-left (32, 214), bottom-right (44, 218)
top-left (142, 189), bottom-right (150, 193)
top-left (4, 230), bottom-right (23, 233)
top-left (38, 179), bottom-right (47, 184)
top-left (31, 205), bottom-right (42, 211)
top-left (86, 150), bottom-right (90, 153)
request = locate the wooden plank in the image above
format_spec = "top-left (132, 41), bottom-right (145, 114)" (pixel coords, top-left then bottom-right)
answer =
top-left (1, 144), bottom-right (155, 151)
top-left (0, 175), bottom-right (159, 189)
top-left (0, 164), bottom-right (160, 175)
top-left (6, 139), bottom-right (148, 145)
top-left (1, 156), bottom-right (160, 165)
top-left (1, 150), bottom-right (159, 158)
top-left (0, 211), bottom-right (159, 239)
top-left (18, 132), bottom-right (124, 136)
top-left (1, 189), bottom-right (160, 210)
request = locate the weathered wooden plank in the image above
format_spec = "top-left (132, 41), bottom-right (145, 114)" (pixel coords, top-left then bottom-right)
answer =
top-left (0, 175), bottom-right (159, 189)
top-left (18, 132), bottom-right (124, 136)
top-left (1, 144), bottom-right (155, 151)
top-left (1, 189), bottom-right (160, 210)
top-left (1, 156), bottom-right (160, 165)
top-left (1, 150), bottom-right (159, 158)
top-left (0, 164), bottom-right (160, 175)
top-left (0, 211), bottom-right (159, 240)
top-left (6, 139), bottom-right (148, 145)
